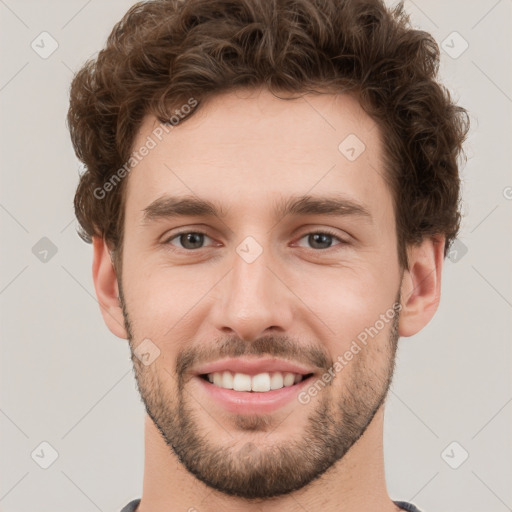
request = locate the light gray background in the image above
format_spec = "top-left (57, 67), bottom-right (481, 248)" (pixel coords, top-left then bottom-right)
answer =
top-left (0, 1), bottom-right (511, 511)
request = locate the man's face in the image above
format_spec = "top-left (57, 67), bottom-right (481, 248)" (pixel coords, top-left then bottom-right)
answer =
top-left (118, 89), bottom-right (403, 499)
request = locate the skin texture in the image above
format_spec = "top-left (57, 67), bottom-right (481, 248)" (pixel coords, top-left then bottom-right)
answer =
top-left (92, 89), bottom-right (444, 512)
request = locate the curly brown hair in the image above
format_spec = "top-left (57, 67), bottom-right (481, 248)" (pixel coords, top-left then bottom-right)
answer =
top-left (67, 0), bottom-right (469, 270)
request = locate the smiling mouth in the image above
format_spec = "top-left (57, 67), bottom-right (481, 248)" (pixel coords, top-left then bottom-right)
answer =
top-left (199, 371), bottom-right (315, 392)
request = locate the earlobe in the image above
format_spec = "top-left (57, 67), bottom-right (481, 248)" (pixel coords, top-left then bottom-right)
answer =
top-left (398, 235), bottom-right (445, 337)
top-left (92, 236), bottom-right (129, 339)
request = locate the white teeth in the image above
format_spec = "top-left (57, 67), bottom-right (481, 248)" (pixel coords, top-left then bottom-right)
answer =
top-left (206, 371), bottom-right (306, 392)
top-left (283, 373), bottom-right (295, 387)
top-left (233, 373), bottom-right (252, 391)
top-left (213, 373), bottom-right (223, 386)
top-left (252, 373), bottom-right (271, 392)
top-left (222, 371), bottom-right (234, 389)
top-left (270, 372), bottom-right (284, 390)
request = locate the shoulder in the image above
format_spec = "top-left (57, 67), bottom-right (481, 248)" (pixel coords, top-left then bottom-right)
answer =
top-left (119, 498), bottom-right (141, 512)
top-left (394, 501), bottom-right (425, 512)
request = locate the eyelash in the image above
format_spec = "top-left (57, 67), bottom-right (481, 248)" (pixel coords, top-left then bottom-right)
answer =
top-left (164, 229), bottom-right (347, 251)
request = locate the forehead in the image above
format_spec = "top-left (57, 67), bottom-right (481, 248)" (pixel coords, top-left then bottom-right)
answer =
top-left (124, 89), bottom-right (391, 224)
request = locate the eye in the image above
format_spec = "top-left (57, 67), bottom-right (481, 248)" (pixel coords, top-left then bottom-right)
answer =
top-left (166, 231), bottom-right (214, 250)
top-left (163, 229), bottom-right (348, 252)
top-left (295, 230), bottom-right (346, 250)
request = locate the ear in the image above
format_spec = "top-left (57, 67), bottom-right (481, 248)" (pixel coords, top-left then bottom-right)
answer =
top-left (92, 236), bottom-right (128, 339)
top-left (398, 235), bottom-right (445, 337)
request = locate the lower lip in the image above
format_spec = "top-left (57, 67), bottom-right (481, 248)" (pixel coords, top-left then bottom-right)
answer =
top-left (195, 375), bottom-right (314, 414)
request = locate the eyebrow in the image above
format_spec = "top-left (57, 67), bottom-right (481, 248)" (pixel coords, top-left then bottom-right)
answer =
top-left (141, 194), bottom-right (372, 224)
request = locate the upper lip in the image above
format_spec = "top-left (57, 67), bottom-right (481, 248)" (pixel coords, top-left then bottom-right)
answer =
top-left (194, 357), bottom-right (317, 377)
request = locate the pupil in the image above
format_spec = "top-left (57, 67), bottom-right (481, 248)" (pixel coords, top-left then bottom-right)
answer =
top-left (310, 233), bottom-right (331, 249)
top-left (182, 233), bottom-right (203, 249)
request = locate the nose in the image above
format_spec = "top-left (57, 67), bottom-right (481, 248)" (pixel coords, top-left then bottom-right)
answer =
top-left (210, 242), bottom-right (294, 341)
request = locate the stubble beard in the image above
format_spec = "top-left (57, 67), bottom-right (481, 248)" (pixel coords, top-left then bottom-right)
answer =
top-left (119, 284), bottom-right (400, 500)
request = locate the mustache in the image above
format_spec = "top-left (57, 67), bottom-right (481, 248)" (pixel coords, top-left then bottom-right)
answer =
top-left (176, 334), bottom-right (332, 378)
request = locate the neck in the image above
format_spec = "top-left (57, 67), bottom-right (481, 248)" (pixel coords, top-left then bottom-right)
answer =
top-left (136, 405), bottom-right (401, 512)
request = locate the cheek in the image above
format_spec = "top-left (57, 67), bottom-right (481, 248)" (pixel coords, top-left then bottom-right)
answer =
top-left (287, 261), bottom-right (399, 343)
top-left (122, 231), bottom-right (400, 350)
top-left (122, 260), bottom-right (217, 336)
